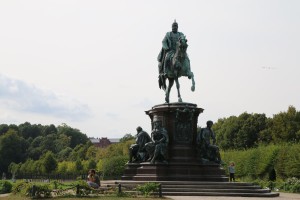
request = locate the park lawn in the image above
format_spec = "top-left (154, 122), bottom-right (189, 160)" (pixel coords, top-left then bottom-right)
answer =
top-left (2, 194), bottom-right (169, 200)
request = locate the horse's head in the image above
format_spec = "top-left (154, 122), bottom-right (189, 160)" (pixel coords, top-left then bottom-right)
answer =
top-left (177, 35), bottom-right (188, 53)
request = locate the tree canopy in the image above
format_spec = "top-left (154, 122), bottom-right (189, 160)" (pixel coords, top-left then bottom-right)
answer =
top-left (213, 106), bottom-right (300, 150)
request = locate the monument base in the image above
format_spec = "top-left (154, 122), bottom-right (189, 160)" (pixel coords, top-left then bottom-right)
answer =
top-left (122, 102), bottom-right (228, 182)
top-left (122, 162), bottom-right (227, 181)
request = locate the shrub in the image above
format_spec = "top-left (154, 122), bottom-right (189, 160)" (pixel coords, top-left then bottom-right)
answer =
top-left (12, 181), bottom-right (52, 198)
top-left (136, 182), bottom-right (160, 196)
top-left (12, 181), bottom-right (31, 196)
top-left (102, 155), bottom-right (128, 178)
top-left (0, 180), bottom-right (13, 194)
top-left (285, 177), bottom-right (300, 193)
top-left (222, 143), bottom-right (300, 180)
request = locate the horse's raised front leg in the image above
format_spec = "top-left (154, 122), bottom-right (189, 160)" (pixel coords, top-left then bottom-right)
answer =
top-left (165, 78), bottom-right (174, 103)
top-left (175, 78), bottom-right (182, 102)
top-left (189, 72), bottom-right (195, 92)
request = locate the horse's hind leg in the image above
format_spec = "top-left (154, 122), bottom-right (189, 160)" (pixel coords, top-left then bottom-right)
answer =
top-left (165, 78), bottom-right (174, 103)
top-left (175, 78), bottom-right (182, 102)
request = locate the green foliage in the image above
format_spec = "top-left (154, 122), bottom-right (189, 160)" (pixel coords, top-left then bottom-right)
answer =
top-left (19, 122), bottom-right (42, 139)
top-left (0, 122), bottom-right (89, 174)
top-left (75, 159), bottom-right (83, 174)
top-left (0, 129), bottom-right (27, 172)
top-left (222, 143), bottom-right (300, 180)
top-left (57, 123), bottom-right (89, 148)
top-left (8, 162), bottom-right (21, 176)
top-left (214, 106), bottom-right (300, 150)
top-left (120, 133), bottom-right (135, 143)
top-left (74, 180), bottom-right (92, 196)
top-left (57, 147), bottom-right (72, 161)
top-left (0, 180), bottom-right (12, 194)
top-left (42, 151), bottom-right (58, 174)
top-left (12, 181), bottom-right (31, 195)
top-left (214, 113), bottom-right (267, 150)
top-left (136, 182), bottom-right (160, 196)
top-left (31, 184), bottom-right (52, 198)
top-left (0, 124), bottom-right (9, 136)
top-left (12, 181), bottom-right (52, 198)
top-left (285, 177), bottom-right (300, 193)
top-left (102, 156), bottom-right (128, 178)
top-left (87, 159), bottom-right (97, 170)
top-left (283, 145), bottom-right (300, 178)
top-left (95, 139), bottom-right (132, 160)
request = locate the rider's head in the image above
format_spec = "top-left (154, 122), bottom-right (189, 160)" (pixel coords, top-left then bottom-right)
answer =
top-left (206, 120), bottom-right (213, 128)
top-left (136, 126), bottom-right (142, 132)
top-left (172, 20), bottom-right (178, 33)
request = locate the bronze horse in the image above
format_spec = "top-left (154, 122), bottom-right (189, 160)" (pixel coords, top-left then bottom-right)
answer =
top-left (159, 36), bottom-right (195, 103)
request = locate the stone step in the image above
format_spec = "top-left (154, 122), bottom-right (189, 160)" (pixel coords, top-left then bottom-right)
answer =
top-left (161, 184), bottom-right (261, 189)
top-left (116, 180), bottom-right (254, 186)
top-left (114, 180), bottom-right (279, 197)
top-left (114, 183), bottom-right (261, 190)
top-left (155, 191), bottom-right (280, 197)
top-left (162, 188), bottom-right (270, 193)
top-left (128, 175), bottom-right (228, 181)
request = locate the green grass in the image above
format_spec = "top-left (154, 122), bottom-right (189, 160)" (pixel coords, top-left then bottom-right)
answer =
top-left (1, 194), bottom-right (170, 200)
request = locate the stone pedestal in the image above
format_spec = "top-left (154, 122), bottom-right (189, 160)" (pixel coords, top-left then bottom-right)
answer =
top-left (122, 102), bottom-right (228, 182)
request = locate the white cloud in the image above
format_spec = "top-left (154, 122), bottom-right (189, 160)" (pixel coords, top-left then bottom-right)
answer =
top-left (0, 74), bottom-right (91, 121)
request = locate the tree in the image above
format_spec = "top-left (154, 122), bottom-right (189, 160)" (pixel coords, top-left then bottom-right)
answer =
top-left (57, 161), bottom-right (68, 174)
top-left (0, 129), bottom-right (28, 173)
top-left (8, 162), bottom-right (21, 176)
top-left (102, 156), bottom-right (128, 178)
top-left (42, 151), bottom-right (57, 174)
top-left (120, 133), bottom-right (135, 142)
top-left (75, 159), bottom-right (83, 174)
top-left (18, 122), bottom-right (42, 139)
top-left (57, 147), bottom-right (72, 161)
top-left (0, 124), bottom-right (9, 136)
top-left (57, 124), bottom-right (88, 148)
top-left (268, 106), bottom-right (300, 143)
top-left (42, 124), bottom-right (57, 136)
top-left (214, 113), bottom-right (267, 150)
top-left (87, 159), bottom-right (97, 170)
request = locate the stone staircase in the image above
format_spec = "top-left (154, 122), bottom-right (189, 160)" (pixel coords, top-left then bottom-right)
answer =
top-left (114, 180), bottom-right (280, 197)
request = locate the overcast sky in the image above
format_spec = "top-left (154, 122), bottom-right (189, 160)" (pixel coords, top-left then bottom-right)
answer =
top-left (1, 0), bottom-right (299, 138)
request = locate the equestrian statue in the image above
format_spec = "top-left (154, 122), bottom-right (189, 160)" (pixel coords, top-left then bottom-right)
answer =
top-left (157, 20), bottom-right (195, 103)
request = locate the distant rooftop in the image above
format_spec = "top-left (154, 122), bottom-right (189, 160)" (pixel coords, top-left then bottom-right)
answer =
top-left (109, 138), bottom-right (120, 143)
top-left (90, 138), bottom-right (99, 143)
top-left (89, 137), bottom-right (120, 144)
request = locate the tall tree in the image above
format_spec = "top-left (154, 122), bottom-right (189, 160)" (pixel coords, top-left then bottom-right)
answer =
top-left (57, 124), bottom-right (88, 148)
top-left (264, 106), bottom-right (300, 143)
top-left (0, 130), bottom-right (28, 173)
top-left (0, 124), bottom-right (9, 136)
top-left (42, 151), bottom-right (58, 174)
top-left (18, 122), bottom-right (42, 139)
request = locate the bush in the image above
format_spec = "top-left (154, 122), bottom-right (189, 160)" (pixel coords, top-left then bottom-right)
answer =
top-left (285, 177), bottom-right (300, 193)
top-left (73, 180), bottom-right (92, 196)
top-left (136, 182), bottom-right (160, 196)
top-left (31, 184), bottom-right (52, 198)
top-left (0, 180), bottom-right (13, 194)
top-left (12, 181), bottom-right (52, 198)
top-left (222, 143), bottom-right (300, 180)
top-left (102, 155), bottom-right (128, 178)
top-left (12, 181), bottom-right (31, 196)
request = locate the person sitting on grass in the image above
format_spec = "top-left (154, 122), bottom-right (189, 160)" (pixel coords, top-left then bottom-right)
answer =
top-left (87, 169), bottom-right (100, 189)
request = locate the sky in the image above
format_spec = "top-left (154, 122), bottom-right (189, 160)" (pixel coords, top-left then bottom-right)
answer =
top-left (0, 0), bottom-right (299, 139)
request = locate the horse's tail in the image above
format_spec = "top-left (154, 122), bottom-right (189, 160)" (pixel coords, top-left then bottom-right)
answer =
top-left (158, 75), bottom-right (166, 91)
